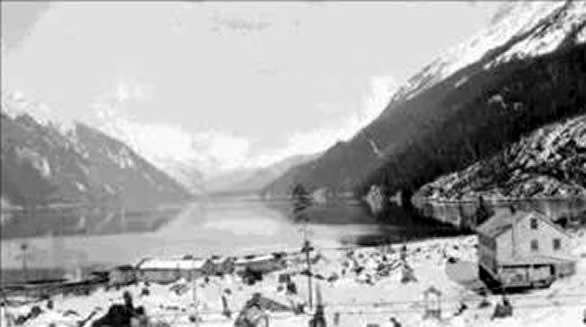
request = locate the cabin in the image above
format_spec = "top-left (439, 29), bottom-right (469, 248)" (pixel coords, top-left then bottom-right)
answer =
top-left (210, 255), bottom-right (236, 276)
top-left (108, 265), bottom-right (137, 287)
top-left (136, 257), bottom-right (214, 284)
top-left (234, 254), bottom-right (285, 274)
top-left (477, 208), bottom-right (575, 289)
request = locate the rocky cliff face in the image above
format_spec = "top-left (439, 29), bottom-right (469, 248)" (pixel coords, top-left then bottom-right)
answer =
top-left (416, 114), bottom-right (586, 201)
top-left (1, 91), bottom-right (192, 209)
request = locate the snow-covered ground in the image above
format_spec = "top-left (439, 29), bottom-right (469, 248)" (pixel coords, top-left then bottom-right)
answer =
top-left (2, 232), bottom-right (586, 327)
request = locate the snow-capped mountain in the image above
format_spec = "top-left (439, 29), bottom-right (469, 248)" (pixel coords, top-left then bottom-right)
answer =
top-left (265, 0), bottom-right (586, 198)
top-left (1, 91), bottom-right (192, 209)
top-left (390, 0), bottom-right (586, 103)
top-left (92, 107), bottom-right (215, 195)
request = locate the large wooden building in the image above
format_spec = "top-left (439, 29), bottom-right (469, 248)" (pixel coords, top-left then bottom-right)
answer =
top-left (477, 208), bottom-right (575, 289)
top-left (136, 257), bottom-right (214, 284)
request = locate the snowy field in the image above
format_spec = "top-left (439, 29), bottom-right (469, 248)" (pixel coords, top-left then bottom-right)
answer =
top-left (2, 231), bottom-right (586, 327)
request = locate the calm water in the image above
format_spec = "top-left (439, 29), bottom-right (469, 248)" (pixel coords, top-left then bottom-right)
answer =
top-left (1, 196), bottom-right (417, 283)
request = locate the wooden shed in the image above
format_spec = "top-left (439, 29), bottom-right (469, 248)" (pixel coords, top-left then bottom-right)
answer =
top-left (136, 257), bottom-right (214, 284)
top-left (108, 265), bottom-right (137, 286)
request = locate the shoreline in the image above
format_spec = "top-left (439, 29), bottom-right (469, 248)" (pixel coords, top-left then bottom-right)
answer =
top-left (2, 231), bottom-right (585, 327)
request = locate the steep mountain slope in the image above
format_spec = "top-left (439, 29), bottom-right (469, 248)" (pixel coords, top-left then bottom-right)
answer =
top-left (0, 92), bottom-right (192, 209)
top-left (416, 114), bottom-right (585, 201)
top-left (265, 0), bottom-right (586, 199)
top-left (93, 113), bottom-right (205, 195)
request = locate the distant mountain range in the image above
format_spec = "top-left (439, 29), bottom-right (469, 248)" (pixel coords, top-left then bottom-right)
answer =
top-left (416, 114), bottom-right (585, 201)
top-left (264, 0), bottom-right (586, 200)
top-left (1, 91), bottom-right (192, 209)
top-left (206, 152), bottom-right (320, 195)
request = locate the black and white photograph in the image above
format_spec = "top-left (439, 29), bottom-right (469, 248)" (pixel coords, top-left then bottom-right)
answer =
top-left (1, 1), bottom-right (585, 326)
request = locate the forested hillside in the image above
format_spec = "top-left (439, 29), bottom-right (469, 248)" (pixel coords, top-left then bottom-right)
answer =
top-left (264, 1), bottom-right (586, 201)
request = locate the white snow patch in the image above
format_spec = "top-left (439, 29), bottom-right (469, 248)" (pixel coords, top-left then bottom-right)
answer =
top-left (0, 89), bottom-right (74, 132)
top-left (393, 1), bottom-right (584, 102)
top-left (494, 1), bottom-right (586, 64)
top-left (3, 234), bottom-right (586, 327)
top-left (14, 147), bottom-right (52, 178)
top-left (367, 138), bottom-right (384, 159)
top-left (454, 76), bottom-right (469, 88)
top-left (103, 184), bottom-right (116, 195)
top-left (74, 181), bottom-right (87, 192)
top-left (106, 147), bottom-right (135, 169)
top-left (575, 24), bottom-right (586, 44)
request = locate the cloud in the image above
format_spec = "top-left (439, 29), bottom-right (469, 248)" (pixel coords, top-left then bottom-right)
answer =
top-left (92, 75), bottom-right (397, 178)
top-left (1, 2), bottom-right (51, 51)
top-left (3, 2), bottom-right (495, 181)
top-left (92, 84), bottom-right (253, 178)
top-left (94, 106), bottom-right (252, 178)
top-left (114, 81), bottom-right (150, 103)
top-left (248, 75), bottom-right (398, 166)
top-left (211, 12), bottom-right (272, 33)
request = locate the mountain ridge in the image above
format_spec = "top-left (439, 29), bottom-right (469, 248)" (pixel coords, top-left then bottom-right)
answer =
top-left (1, 91), bottom-right (193, 210)
top-left (263, 0), bottom-right (586, 200)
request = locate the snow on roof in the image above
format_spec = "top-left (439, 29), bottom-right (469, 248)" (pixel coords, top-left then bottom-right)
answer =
top-left (235, 254), bottom-right (276, 265)
top-left (138, 257), bottom-right (210, 270)
top-left (477, 208), bottom-right (539, 238)
top-left (477, 209), bottom-right (521, 238)
top-left (477, 208), bottom-right (568, 239)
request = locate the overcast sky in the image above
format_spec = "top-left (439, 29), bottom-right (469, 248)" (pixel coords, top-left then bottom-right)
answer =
top-left (1, 1), bottom-right (500, 176)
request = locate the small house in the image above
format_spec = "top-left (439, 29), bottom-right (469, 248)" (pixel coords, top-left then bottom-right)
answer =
top-left (136, 257), bottom-right (214, 284)
top-left (108, 265), bottom-right (137, 286)
top-left (210, 255), bottom-right (236, 276)
top-left (477, 208), bottom-right (575, 289)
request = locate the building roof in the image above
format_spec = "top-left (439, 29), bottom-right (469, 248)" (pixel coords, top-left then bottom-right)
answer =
top-left (476, 208), bottom-right (564, 238)
top-left (112, 265), bottom-right (135, 271)
top-left (138, 257), bottom-right (210, 270)
top-left (210, 256), bottom-right (233, 264)
top-left (234, 254), bottom-right (275, 265)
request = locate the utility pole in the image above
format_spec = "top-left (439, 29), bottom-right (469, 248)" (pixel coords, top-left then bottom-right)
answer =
top-left (302, 239), bottom-right (314, 311)
top-left (20, 243), bottom-right (29, 282)
top-left (191, 260), bottom-right (199, 327)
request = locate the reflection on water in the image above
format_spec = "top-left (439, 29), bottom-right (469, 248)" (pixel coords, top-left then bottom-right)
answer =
top-left (415, 197), bottom-right (586, 229)
top-left (0, 195), bottom-right (466, 284)
top-left (0, 205), bottom-right (182, 239)
top-left (0, 197), bottom-right (375, 282)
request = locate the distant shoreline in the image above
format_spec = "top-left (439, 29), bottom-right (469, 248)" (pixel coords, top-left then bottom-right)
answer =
top-left (413, 195), bottom-right (586, 205)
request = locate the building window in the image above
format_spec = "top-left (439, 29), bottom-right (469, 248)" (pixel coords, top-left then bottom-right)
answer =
top-left (553, 238), bottom-right (561, 250)
top-left (530, 240), bottom-right (539, 252)
top-left (530, 218), bottom-right (538, 230)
